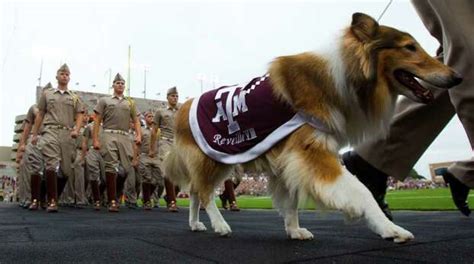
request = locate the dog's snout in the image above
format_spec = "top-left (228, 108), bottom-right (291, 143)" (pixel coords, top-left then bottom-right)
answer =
top-left (451, 72), bottom-right (463, 86)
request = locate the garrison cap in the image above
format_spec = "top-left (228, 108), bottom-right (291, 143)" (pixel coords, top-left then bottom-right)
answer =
top-left (43, 82), bottom-right (53, 90)
top-left (113, 73), bottom-right (125, 83)
top-left (57, 63), bottom-right (70, 74)
top-left (167, 86), bottom-right (178, 95)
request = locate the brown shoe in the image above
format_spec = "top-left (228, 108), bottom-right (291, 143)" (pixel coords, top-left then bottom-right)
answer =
top-left (229, 201), bottom-right (240, 212)
top-left (168, 201), bottom-right (178, 212)
top-left (93, 201), bottom-right (101, 211)
top-left (28, 199), bottom-right (39, 211)
top-left (47, 199), bottom-right (58, 213)
top-left (45, 170), bottom-right (58, 213)
top-left (108, 200), bottom-right (119, 212)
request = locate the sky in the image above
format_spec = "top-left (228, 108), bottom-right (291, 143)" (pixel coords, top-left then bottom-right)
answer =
top-left (0, 0), bottom-right (471, 178)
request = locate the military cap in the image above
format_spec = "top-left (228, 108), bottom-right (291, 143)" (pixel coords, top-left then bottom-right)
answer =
top-left (57, 63), bottom-right (70, 74)
top-left (43, 82), bottom-right (53, 90)
top-left (113, 73), bottom-right (125, 83)
top-left (167, 86), bottom-right (178, 95)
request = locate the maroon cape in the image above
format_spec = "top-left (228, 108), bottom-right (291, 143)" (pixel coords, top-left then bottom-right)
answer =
top-left (189, 74), bottom-right (327, 164)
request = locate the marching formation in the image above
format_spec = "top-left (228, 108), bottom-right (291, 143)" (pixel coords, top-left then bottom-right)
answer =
top-left (14, 64), bottom-right (242, 213)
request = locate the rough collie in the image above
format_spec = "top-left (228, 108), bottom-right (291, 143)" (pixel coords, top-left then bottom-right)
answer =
top-left (164, 13), bottom-right (461, 243)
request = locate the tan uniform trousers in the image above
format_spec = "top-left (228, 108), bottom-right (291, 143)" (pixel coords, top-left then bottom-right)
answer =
top-left (102, 132), bottom-right (133, 174)
top-left (356, 0), bottom-right (474, 188)
top-left (18, 157), bottom-right (30, 203)
top-left (158, 139), bottom-right (172, 174)
top-left (124, 167), bottom-right (139, 203)
top-left (19, 141), bottom-right (44, 203)
top-left (25, 141), bottom-right (44, 176)
top-left (37, 128), bottom-right (76, 179)
top-left (72, 149), bottom-right (87, 204)
top-left (139, 153), bottom-right (163, 186)
top-left (86, 148), bottom-right (105, 182)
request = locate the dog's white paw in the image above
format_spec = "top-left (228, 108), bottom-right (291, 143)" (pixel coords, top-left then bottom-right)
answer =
top-left (212, 220), bottom-right (232, 237)
top-left (287, 228), bottom-right (314, 240)
top-left (190, 221), bottom-right (207, 232)
top-left (380, 224), bottom-right (414, 244)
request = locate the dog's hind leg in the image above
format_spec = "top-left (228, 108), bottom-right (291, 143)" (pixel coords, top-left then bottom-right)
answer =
top-left (189, 191), bottom-right (207, 232)
top-left (316, 169), bottom-right (414, 243)
top-left (270, 176), bottom-right (314, 240)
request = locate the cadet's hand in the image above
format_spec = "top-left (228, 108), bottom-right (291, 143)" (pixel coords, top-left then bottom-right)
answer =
top-left (16, 151), bottom-right (23, 164)
top-left (93, 139), bottom-right (101, 150)
top-left (18, 144), bottom-right (26, 153)
top-left (148, 150), bottom-right (156, 158)
top-left (70, 130), bottom-right (79, 138)
top-left (132, 157), bottom-right (139, 168)
top-left (31, 134), bottom-right (38, 145)
top-left (134, 135), bottom-right (141, 145)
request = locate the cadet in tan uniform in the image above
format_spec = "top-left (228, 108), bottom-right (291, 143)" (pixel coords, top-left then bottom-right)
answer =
top-left (124, 121), bottom-right (140, 209)
top-left (150, 86), bottom-right (179, 212)
top-left (70, 110), bottom-right (89, 208)
top-left (21, 83), bottom-right (54, 210)
top-left (140, 111), bottom-right (164, 210)
top-left (31, 64), bottom-right (84, 213)
top-left (219, 166), bottom-right (243, 211)
top-left (83, 114), bottom-right (105, 210)
top-left (16, 105), bottom-right (37, 208)
top-left (93, 73), bottom-right (141, 212)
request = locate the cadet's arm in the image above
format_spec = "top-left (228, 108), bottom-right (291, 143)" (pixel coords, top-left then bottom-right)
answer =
top-left (81, 130), bottom-right (88, 160)
top-left (92, 114), bottom-right (102, 149)
top-left (18, 121), bottom-right (32, 151)
top-left (31, 111), bottom-right (45, 145)
top-left (73, 112), bottom-right (84, 135)
top-left (133, 115), bottom-right (141, 145)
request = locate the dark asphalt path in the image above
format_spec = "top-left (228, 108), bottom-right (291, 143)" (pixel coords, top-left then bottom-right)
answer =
top-left (0, 203), bottom-right (473, 263)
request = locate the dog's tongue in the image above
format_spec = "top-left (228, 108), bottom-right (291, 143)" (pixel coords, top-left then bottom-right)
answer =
top-left (396, 70), bottom-right (433, 103)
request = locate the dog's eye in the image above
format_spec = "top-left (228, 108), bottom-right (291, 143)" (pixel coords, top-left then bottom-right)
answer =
top-left (404, 44), bottom-right (417, 52)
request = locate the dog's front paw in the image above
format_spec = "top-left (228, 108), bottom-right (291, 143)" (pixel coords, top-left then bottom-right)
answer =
top-left (287, 228), bottom-right (314, 240)
top-left (212, 220), bottom-right (232, 237)
top-left (190, 221), bottom-right (207, 232)
top-left (381, 224), bottom-right (414, 244)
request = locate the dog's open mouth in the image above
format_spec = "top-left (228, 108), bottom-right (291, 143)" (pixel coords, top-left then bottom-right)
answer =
top-left (394, 70), bottom-right (433, 103)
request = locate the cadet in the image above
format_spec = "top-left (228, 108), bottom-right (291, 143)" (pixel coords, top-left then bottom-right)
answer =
top-left (83, 113), bottom-right (105, 210)
top-left (70, 110), bottom-right (89, 208)
top-left (31, 65), bottom-right (84, 213)
top-left (22, 82), bottom-right (54, 210)
top-left (140, 111), bottom-right (164, 210)
top-left (123, 120), bottom-right (140, 209)
top-left (150, 86), bottom-right (179, 212)
top-left (92, 73), bottom-right (141, 212)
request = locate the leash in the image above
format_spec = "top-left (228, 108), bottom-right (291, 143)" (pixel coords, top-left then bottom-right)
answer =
top-left (377, 0), bottom-right (393, 22)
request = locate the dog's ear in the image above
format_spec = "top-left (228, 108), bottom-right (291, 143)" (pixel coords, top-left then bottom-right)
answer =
top-left (351, 12), bottom-right (379, 42)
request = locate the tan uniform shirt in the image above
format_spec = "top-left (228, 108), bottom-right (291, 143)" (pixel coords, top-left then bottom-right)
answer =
top-left (25, 104), bottom-right (44, 136)
top-left (140, 126), bottom-right (157, 154)
top-left (94, 95), bottom-right (137, 132)
top-left (37, 89), bottom-right (82, 128)
top-left (82, 123), bottom-right (103, 149)
top-left (153, 105), bottom-right (179, 139)
top-left (75, 127), bottom-right (86, 149)
top-left (25, 104), bottom-right (37, 124)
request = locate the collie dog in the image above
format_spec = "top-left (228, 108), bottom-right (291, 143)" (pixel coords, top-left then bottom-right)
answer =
top-left (164, 13), bottom-right (461, 243)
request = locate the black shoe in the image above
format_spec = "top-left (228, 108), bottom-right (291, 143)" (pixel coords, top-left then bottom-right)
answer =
top-left (342, 151), bottom-right (393, 220)
top-left (126, 202), bottom-right (138, 209)
top-left (219, 194), bottom-right (228, 210)
top-left (442, 170), bottom-right (471, 217)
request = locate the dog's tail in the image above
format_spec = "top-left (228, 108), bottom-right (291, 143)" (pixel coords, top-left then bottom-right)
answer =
top-left (163, 145), bottom-right (190, 189)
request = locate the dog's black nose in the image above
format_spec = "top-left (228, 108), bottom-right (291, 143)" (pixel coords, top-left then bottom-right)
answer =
top-left (451, 72), bottom-right (463, 86)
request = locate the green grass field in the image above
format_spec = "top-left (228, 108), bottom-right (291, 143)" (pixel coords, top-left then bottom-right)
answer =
top-left (167, 188), bottom-right (474, 211)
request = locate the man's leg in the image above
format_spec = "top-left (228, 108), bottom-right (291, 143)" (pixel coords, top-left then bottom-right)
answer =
top-left (343, 90), bottom-right (455, 217)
